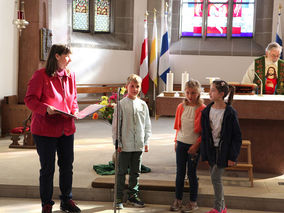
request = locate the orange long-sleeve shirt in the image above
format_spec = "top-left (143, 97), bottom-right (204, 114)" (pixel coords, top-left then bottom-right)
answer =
top-left (174, 103), bottom-right (206, 146)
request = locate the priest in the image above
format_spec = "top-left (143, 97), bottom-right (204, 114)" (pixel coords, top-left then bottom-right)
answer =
top-left (242, 42), bottom-right (284, 94)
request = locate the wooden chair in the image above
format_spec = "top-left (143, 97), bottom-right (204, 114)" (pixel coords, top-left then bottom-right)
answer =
top-left (226, 140), bottom-right (254, 187)
top-left (9, 113), bottom-right (35, 149)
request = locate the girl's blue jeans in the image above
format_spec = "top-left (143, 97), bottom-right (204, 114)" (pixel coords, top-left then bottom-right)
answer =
top-left (175, 141), bottom-right (200, 202)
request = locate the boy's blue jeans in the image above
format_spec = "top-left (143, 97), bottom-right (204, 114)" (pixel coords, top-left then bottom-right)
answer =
top-left (33, 134), bottom-right (74, 206)
top-left (175, 141), bottom-right (200, 202)
top-left (116, 151), bottom-right (142, 200)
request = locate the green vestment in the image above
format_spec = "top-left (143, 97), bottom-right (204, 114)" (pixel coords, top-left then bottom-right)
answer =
top-left (254, 56), bottom-right (284, 94)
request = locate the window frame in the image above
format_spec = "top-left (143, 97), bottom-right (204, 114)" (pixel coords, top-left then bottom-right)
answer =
top-left (72, 0), bottom-right (111, 34)
top-left (72, 0), bottom-right (90, 32)
top-left (180, 0), bottom-right (256, 39)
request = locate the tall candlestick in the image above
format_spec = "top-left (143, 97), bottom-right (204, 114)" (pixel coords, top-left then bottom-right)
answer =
top-left (181, 72), bottom-right (189, 91)
top-left (166, 71), bottom-right (174, 92)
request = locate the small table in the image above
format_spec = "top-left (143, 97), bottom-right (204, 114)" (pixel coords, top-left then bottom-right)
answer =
top-left (155, 93), bottom-right (183, 120)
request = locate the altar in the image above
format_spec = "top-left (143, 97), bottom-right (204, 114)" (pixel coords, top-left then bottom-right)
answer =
top-left (156, 93), bottom-right (284, 174)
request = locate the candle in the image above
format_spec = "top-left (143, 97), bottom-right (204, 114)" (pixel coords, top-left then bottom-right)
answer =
top-left (206, 77), bottom-right (220, 84)
top-left (181, 72), bottom-right (189, 91)
top-left (166, 71), bottom-right (174, 92)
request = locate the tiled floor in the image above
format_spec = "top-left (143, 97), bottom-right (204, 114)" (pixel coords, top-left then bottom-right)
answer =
top-left (0, 117), bottom-right (284, 212)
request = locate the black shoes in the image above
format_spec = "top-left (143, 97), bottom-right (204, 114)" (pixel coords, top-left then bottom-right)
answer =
top-left (42, 204), bottom-right (52, 213)
top-left (60, 199), bottom-right (81, 212)
top-left (126, 196), bottom-right (145, 208)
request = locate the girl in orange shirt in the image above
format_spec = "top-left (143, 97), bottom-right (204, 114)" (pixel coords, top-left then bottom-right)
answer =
top-left (170, 79), bottom-right (206, 212)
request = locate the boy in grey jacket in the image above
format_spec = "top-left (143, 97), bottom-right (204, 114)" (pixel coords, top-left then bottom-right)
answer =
top-left (112, 74), bottom-right (151, 209)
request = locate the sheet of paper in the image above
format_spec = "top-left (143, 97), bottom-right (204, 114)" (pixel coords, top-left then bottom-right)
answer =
top-left (54, 104), bottom-right (105, 119)
top-left (76, 104), bottom-right (105, 119)
top-left (54, 108), bottom-right (77, 118)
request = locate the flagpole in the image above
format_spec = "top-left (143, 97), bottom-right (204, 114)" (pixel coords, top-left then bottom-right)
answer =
top-left (159, 1), bottom-right (170, 92)
top-left (159, 0), bottom-right (165, 93)
top-left (139, 10), bottom-right (149, 98)
top-left (152, 8), bottom-right (157, 101)
top-left (153, 8), bottom-right (157, 101)
top-left (163, 2), bottom-right (168, 92)
top-left (276, 4), bottom-right (283, 59)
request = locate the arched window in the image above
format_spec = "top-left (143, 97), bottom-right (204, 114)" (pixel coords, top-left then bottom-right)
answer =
top-left (180, 0), bottom-right (255, 38)
top-left (72, 0), bottom-right (111, 33)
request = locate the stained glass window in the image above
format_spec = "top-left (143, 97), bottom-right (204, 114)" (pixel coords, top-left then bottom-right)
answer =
top-left (73, 0), bottom-right (89, 31)
top-left (181, 0), bottom-right (203, 37)
top-left (232, 0), bottom-right (255, 37)
top-left (180, 0), bottom-right (255, 38)
top-left (207, 0), bottom-right (228, 37)
top-left (94, 0), bottom-right (110, 32)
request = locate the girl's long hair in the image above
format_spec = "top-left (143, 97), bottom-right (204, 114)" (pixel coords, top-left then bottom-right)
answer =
top-left (183, 79), bottom-right (204, 106)
top-left (45, 44), bottom-right (71, 77)
top-left (213, 80), bottom-right (235, 105)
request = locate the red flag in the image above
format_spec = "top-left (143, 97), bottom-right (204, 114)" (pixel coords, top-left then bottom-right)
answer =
top-left (139, 15), bottom-right (149, 95)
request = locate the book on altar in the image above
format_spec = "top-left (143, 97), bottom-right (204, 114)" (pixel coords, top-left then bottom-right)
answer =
top-left (54, 104), bottom-right (105, 119)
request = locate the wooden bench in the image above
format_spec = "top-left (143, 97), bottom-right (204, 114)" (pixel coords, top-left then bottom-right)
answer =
top-left (226, 140), bottom-right (254, 187)
top-left (76, 84), bottom-right (124, 104)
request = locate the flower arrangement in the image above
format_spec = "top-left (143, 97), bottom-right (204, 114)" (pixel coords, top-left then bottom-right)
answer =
top-left (92, 87), bottom-right (126, 124)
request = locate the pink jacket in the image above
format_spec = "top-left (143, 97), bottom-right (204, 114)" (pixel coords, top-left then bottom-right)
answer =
top-left (24, 68), bottom-right (79, 137)
top-left (174, 103), bottom-right (206, 145)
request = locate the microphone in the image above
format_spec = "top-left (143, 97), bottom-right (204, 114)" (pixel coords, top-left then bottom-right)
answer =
top-left (254, 71), bottom-right (263, 96)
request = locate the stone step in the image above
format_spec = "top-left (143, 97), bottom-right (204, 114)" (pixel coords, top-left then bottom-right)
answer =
top-left (1, 177), bottom-right (283, 213)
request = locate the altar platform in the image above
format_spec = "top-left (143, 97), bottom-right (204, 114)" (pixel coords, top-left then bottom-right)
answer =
top-left (0, 118), bottom-right (283, 212)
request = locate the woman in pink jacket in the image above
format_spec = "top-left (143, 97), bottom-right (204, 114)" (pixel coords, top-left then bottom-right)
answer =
top-left (170, 79), bottom-right (206, 213)
top-left (25, 44), bottom-right (81, 213)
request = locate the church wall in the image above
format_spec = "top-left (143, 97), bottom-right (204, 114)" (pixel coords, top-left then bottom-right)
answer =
top-left (170, 55), bottom-right (254, 84)
top-left (50, 0), bottom-right (147, 84)
top-left (0, 1), bottom-right (18, 99)
top-left (0, 1), bottom-right (19, 132)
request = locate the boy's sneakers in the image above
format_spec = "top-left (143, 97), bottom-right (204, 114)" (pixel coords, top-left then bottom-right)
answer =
top-left (126, 196), bottom-right (145, 208)
top-left (114, 199), bottom-right (124, 210)
top-left (42, 204), bottom-right (52, 213)
top-left (60, 199), bottom-right (81, 212)
top-left (181, 201), bottom-right (199, 212)
top-left (170, 199), bottom-right (182, 211)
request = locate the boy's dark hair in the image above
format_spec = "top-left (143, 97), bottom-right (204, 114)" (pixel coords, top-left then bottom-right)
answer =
top-left (45, 44), bottom-right (71, 77)
top-left (213, 80), bottom-right (235, 105)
